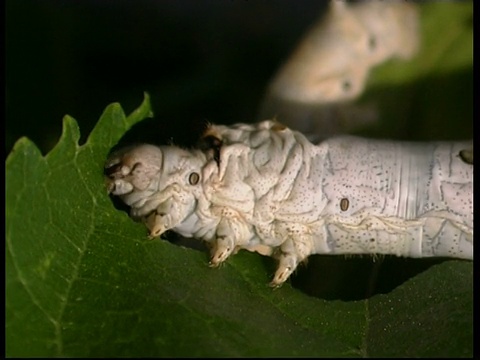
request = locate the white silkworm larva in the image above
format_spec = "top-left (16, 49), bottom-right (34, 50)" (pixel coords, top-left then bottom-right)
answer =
top-left (105, 121), bottom-right (473, 287)
top-left (266, 0), bottom-right (419, 105)
top-left (259, 0), bottom-right (420, 142)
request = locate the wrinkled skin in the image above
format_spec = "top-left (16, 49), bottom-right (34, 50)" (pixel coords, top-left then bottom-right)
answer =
top-left (105, 142), bottom-right (269, 280)
top-left (105, 121), bottom-right (473, 287)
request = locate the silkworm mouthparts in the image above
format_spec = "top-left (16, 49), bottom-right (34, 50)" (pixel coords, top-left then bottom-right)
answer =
top-left (104, 161), bottom-right (123, 177)
top-left (105, 178), bottom-right (116, 194)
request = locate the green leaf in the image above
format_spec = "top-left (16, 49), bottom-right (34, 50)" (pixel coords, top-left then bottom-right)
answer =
top-left (367, 261), bottom-right (473, 357)
top-left (6, 2), bottom-right (473, 357)
top-left (6, 99), bottom-right (473, 358)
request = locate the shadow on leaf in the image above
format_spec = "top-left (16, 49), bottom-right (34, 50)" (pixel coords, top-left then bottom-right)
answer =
top-left (290, 255), bottom-right (449, 301)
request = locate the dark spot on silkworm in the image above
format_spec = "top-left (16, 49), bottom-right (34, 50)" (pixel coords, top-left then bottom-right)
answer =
top-left (368, 35), bottom-right (377, 51)
top-left (340, 198), bottom-right (349, 211)
top-left (459, 149), bottom-right (473, 165)
top-left (370, 238), bottom-right (375, 242)
top-left (189, 172), bottom-right (200, 185)
top-left (198, 134), bottom-right (223, 166)
top-left (201, 134), bottom-right (222, 149)
top-left (271, 122), bottom-right (287, 132)
top-left (130, 162), bottom-right (142, 174)
top-left (342, 80), bottom-right (351, 92)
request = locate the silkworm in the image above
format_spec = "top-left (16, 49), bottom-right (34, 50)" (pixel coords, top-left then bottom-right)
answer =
top-left (266, 0), bottom-right (420, 105)
top-left (105, 121), bottom-right (473, 287)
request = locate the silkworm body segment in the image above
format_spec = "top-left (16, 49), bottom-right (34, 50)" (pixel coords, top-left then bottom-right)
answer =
top-left (105, 121), bottom-right (473, 286)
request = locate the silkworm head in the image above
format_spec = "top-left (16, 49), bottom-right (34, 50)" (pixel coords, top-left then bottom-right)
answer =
top-left (105, 144), bottom-right (208, 234)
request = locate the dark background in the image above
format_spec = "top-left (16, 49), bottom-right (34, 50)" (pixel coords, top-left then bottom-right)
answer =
top-left (6, 0), bottom-right (330, 154)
